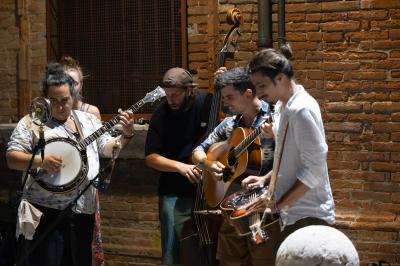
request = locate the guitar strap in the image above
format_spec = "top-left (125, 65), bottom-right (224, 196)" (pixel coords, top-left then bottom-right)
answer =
top-left (265, 120), bottom-right (289, 208)
top-left (71, 110), bottom-right (85, 142)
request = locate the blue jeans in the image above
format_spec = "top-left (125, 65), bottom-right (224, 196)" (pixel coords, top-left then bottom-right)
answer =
top-left (159, 195), bottom-right (193, 265)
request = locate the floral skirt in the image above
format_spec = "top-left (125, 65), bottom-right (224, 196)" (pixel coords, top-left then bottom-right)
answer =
top-left (92, 191), bottom-right (105, 266)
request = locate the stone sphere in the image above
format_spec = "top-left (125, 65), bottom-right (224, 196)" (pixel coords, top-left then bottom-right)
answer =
top-left (276, 225), bottom-right (359, 266)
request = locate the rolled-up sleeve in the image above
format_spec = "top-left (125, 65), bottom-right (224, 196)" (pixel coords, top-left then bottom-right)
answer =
top-left (7, 116), bottom-right (33, 153)
top-left (193, 118), bottom-right (231, 153)
top-left (92, 118), bottom-right (113, 157)
top-left (293, 108), bottom-right (328, 189)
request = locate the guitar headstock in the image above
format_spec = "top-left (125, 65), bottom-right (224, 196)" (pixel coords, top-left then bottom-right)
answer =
top-left (143, 86), bottom-right (166, 104)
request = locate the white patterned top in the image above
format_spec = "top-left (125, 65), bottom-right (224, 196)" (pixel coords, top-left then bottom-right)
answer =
top-left (7, 110), bottom-right (112, 214)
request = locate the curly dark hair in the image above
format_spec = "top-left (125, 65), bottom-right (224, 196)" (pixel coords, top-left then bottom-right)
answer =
top-left (215, 67), bottom-right (256, 96)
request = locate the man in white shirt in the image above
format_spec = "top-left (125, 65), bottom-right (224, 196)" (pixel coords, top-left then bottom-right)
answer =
top-left (243, 46), bottom-right (335, 262)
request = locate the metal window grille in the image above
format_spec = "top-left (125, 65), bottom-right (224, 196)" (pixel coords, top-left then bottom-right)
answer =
top-left (48, 0), bottom-right (185, 114)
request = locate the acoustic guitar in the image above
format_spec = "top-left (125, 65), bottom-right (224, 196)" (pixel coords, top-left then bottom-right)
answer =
top-left (203, 118), bottom-right (271, 207)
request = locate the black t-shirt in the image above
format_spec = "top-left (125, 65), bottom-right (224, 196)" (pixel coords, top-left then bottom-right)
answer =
top-left (145, 92), bottom-right (211, 197)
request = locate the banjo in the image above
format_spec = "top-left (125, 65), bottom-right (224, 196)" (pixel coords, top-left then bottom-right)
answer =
top-left (32, 86), bottom-right (166, 193)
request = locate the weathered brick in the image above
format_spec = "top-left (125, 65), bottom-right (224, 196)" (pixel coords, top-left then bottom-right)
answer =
top-left (330, 170), bottom-right (386, 182)
top-left (371, 162), bottom-right (400, 173)
top-left (286, 22), bottom-right (319, 32)
top-left (324, 71), bottom-right (344, 81)
top-left (323, 42), bottom-right (359, 52)
top-left (343, 152), bottom-right (389, 163)
top-left (320, 21), bottom-right (360, 32)
top-left (361, 0), bottom-right (400, 9)
top-left (325, 102), bottom-right (363, 113)
top-left (374, 60), bottom-right (400, 69)
top-left (349, 51), bottom-right (388, 60)
top-left (322, 32), bottom-right (344, 42)
top-left (322, 61), bottom-right (360, 71)
top-left (345, 71), bottom-right (387, 81)
top-left (393, 132), bottom-right (400, 142)
top-left (328, 160), bottom-right (360, 170)
top-left (348, 10), bottom-right (388, 20)
top-left (187, 5), bottom-right (209, 15)
top-left (322, 1), bottom-right (359, 12)
top-left (346, 30), bottom-right (389, 42)
top-left (392, 70), bottom-right (400, 78)
top-left (286, 13), bottom-right (306, 22)
top-left (321, 12), bottom-right (347, 22)
top-left (349, 92), bottom-right (390, 101)
top-left (371, 19), bottom-right (400, 29)
top-left (372, 40), bottom-right (400, 50)
top-left (389, 29), bottom-right (400, 40)
top-left (331, 179), bottom-right (362, 190)
top-left (363, 182), bottom-right (400, 193)
top-left (372, 102), bottom-right (400, 114)
top-left (351, 191), bottom-right (392, 203)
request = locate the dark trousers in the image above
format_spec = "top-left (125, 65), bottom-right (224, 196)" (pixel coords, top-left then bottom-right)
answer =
top-left (18, 205), bottom-right (94, 266)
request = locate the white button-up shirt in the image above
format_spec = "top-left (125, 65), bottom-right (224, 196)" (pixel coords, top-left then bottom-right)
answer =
top-left (272, 86), bottom-right (335, 229)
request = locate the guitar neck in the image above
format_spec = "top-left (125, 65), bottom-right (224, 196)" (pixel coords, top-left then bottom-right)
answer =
top-left (79, 99), bottom-right (145, 149)
top-left (231, 111), bottom-right (275, 158)
top-left (232, 125), bottom-right (263, 158)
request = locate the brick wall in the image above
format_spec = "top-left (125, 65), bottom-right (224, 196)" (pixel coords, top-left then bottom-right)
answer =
top-left (0, 0), bottom-right (46, 123)
top-left (188, 1), bottom-right (400, 265)
top-left (1, 0), bottom-right (400, 265)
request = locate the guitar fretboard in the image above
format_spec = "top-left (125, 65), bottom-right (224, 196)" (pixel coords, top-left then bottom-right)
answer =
top-left (78, 99), bottom-right (145, 149)
top-left (231, 126), bottom-right (262, 158)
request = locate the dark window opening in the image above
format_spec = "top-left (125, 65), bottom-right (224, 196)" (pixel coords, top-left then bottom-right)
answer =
top-left (47, 0), bottom-right (186, 116)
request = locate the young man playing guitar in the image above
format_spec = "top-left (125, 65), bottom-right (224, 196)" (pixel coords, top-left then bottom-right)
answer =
top-left (192, 67), bottom-right (275, 266)
top-left (243, 47), bottom-right (335, 262)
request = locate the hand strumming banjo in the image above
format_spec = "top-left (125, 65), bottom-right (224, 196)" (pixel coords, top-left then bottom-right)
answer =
top-left (32, 86), bottom-right (165, 193)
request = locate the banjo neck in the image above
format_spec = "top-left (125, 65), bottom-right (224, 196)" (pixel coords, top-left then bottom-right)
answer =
top-left (78, 99), bottom-right (145, 150)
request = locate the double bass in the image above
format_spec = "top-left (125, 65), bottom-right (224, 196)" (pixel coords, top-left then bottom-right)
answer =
top-left (180, 8), bottom-right (243, 266)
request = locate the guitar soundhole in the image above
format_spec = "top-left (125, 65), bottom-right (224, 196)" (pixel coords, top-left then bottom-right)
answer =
top-left (222, 167), bottom-right (234, 182)
top-left (227, 153), bottom-right (237, 167)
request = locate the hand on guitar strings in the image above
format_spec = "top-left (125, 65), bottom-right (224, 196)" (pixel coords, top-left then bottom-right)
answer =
top-left (118, 110), bottom-right (135, 138)
top-left (240, 193), bottom-right (278, 216)
top-left (203, 159), bottom-right (225, 181)
top-left (178, 163), bottom-right (202, 184)
top-left (241, 171), bottom-right (271, 190)
top-left (41, 155), bottom-right (63, 174)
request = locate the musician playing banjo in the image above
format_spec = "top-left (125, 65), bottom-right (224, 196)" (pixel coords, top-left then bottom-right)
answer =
top-left (192, 67), bottom-right (275, 266)
top-left (6, 64), bottom-right (135, 265)
top-left (242, 46), bottom-right (335, 263)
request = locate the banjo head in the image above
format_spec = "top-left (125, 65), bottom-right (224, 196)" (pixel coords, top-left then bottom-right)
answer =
top-left (34, 137), bottom-right (88, 193)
